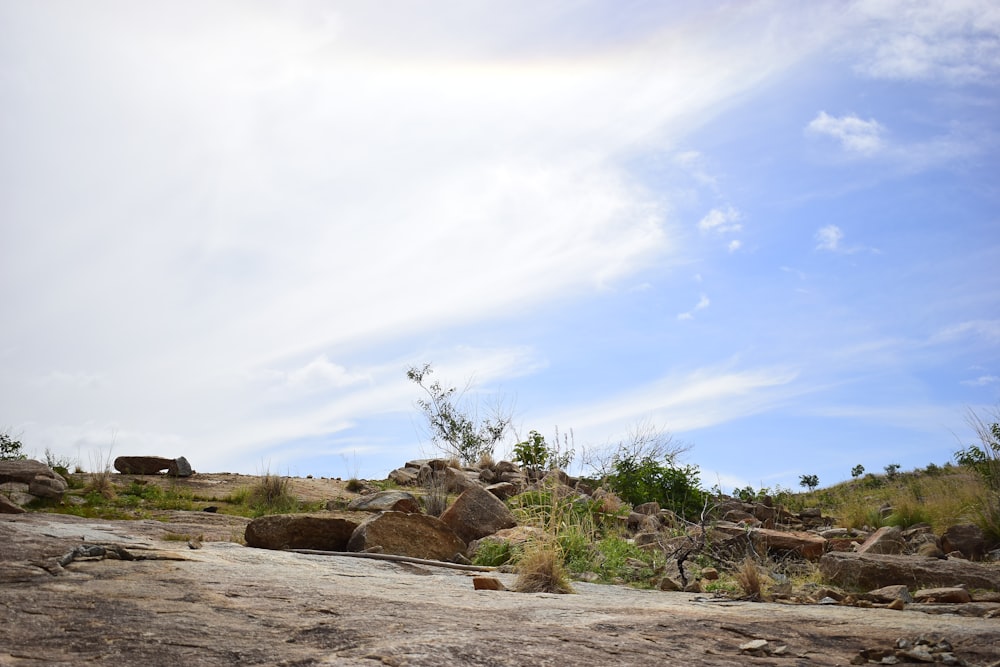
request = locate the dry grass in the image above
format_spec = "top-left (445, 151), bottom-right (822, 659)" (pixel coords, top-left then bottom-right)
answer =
top-left (514, 544), bottom-right (574, 594)
top-left (735, 557), bottom-right (763, 599)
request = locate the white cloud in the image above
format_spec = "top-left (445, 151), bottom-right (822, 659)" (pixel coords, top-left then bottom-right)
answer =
top-left (815, 225), bottom-right (845, 252)
top-left (698, 206), bottom-right (743, 234)
top-left (961, 375), bottom-right (999, 387)
top-left (677, 294), bottom-right (710, 321)
top-left (850, 0), bottom-right (1000, 84)
top-left (283, 356), bottom-right (369, 392)
top-left (728, 239), bottom-right (742, 253)
top-left (806, 112), bottom-right (886, 156)
top-left (546, 364), bottom-right (801, 436)
top-left (931, 320), bottom-right (1000, 344)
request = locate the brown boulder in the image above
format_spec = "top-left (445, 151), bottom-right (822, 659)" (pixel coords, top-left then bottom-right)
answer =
top-left (0, 460), bottom-right (67, 501)
top-left (347, 490), bottom-right (421, 513)
top-left (113, 456), bottom-right (175, 475)
top-left (347, 511), bottom-right (466, 561)
top-left (913, 586), bottom-right (973, 603)
top-left (245, 511), bottom-right (368, 551)
top-left (28, 475), bottom-right (68, 499)
top-left (819, 551), bottom-right (1000, 591)
top-left (438, 485), bottom-right (516, 544)
top-left (856, 526), bottom-right (906, 555)
top-left (941, 524), bottom-right (986, 561)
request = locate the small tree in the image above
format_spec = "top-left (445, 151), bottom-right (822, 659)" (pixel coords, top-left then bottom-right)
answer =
top-left (799, 474), bottom-right (819, 491)
top-left (851, 464), bottom-right (865, 479)
top-left (883, 463), bottom-right (901, 480)
top-left (0, 431), bottom-right (26, 461)
top-left (406, 364), bottom-right (512, 466)
top-left (513, 429), bottom-right (575, 478)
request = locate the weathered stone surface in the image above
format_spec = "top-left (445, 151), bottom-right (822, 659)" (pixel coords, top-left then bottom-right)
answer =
top-left (347, 511), bottom-right (466, 560)
top-left (167, 456), bottom-right (193, 478)
top-left (913, 587), bottom-right (973, 604)
top-left (442, 466), bottom-right (477, 493)
top-left (712, 524), bottom-right (827, 560)
top-left (0, 460), bottom-right (64, 485)
top-left (484, 482), bottom-right (518, 500)
top-left (347, 490), bottom-right (422, 513)
top-left (387, 467), bottom-right (419, 486)
top-left (820, 552), bottom-right (1000, 591)
top-left (113, 456), bottom-right (175, 475)
top-left (439, 485), bottom-right (516, 544)
top-left (941, 524), bottom-right (986, 561)
top-left (4, 512), bottom-right (1000, 666)
top-left (0, 494), bottom-right (26, 514)
top-left (856, 526), bottom-right (906, 555)
top-left (28, 474), bottom-right (68, 499)
top-left (866, 584), bottom-right (913, 603)
top-left (245, 511), bottom-right (368, 551)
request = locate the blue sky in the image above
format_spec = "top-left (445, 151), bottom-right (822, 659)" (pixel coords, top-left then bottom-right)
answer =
top-left (2, 1), bottom-right (998, 491)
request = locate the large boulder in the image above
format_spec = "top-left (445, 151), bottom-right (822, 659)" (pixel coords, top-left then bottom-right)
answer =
top-left (941, 524), bottom-right (986, 561)
top-left (439, 485), bottom-right (516, 544)
top-left (245, 512), bottom-right (369, 551)
top-left (0, 460), bottom-right (67, 501)
top-left (28, 475), bottom-right (67, 499)
top-left (347, 511), bottom-right (466, 561)
top-left (819, 551), bottom-right (1000, 591)
top-left (113, 456), bottom-right (174, 475)
top-left (347, 490), bottom-right (421, 514)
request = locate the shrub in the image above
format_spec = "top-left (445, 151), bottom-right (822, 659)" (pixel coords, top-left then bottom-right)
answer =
top-left (0, 431), bottom-right (26, 461)
top-left (512, 430), bottom-right (574, 477)
top-left (956, 405), bottom-right (1000, 491)
top-left (799, 474), bottom-right (819, 491)
top-left (472, 538), bottom-right (518, 567)
top-left (606, 454), bottom-right (706, 521)
top-left (851, 464), bottom-right (865, 479)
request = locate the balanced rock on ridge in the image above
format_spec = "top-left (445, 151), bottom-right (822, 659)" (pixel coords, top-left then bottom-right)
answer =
top-left (114, 456), bottom-right (175, 475)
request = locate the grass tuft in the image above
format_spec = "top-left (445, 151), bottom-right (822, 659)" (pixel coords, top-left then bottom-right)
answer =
top-left (514, 543), bottom-right (574, 594)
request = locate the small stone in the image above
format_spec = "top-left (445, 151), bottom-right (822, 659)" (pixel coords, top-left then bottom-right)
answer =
top-left (897, 646), bottom-right (934, 662)
top-left (887, 598), bottom-right (906, 610)
top-left (472, 576), bottom-right (507, 591)
top-left (739, 639), bottom-right (768, 652)
top-left (700, 567), bottom-right (719, 581)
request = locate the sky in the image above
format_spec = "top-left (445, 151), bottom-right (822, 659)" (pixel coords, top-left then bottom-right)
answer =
top-left (2, 1), bottom-right (999, 492)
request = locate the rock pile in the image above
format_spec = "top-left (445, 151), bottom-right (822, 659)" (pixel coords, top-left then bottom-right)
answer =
top-left (0, 460), bottom-right (69, 512)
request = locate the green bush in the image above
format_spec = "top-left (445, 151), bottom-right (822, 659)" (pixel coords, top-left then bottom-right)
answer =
top-left (0, 432), bottom-right (26, 460)
top-left (606, 454), bottom-right (706, 521)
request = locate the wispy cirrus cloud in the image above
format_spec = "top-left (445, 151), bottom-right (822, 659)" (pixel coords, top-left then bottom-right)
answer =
top-left (806, 112), bottom-right (886, 156)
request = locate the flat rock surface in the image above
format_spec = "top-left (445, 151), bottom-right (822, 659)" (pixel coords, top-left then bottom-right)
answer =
top-left (2, 512), bottom-right (1000, 666)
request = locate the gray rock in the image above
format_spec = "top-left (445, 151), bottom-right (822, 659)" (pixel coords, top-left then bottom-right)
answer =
top-left (28, 474), bottom-right (68, 499)
top-left (819, 552), bottom-right (1000, 591)
top-left (347, 490), bottom-right (422, 513)
top-left (866, 584), bottom-right (913, 603)
top-left (0, 493), bottom-right (26, 514)
top-left (168, 456), bottom-right (193, 478)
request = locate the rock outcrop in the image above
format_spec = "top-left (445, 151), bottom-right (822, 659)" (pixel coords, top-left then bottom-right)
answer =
top-left (819, 551), bottom-right (1000, 591)
top-left (0, 460), bottom-right (68, 504)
